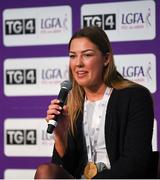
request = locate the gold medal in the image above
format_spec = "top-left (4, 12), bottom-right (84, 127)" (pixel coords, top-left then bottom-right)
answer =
top-left (84, 162), bottom-right (97, 179)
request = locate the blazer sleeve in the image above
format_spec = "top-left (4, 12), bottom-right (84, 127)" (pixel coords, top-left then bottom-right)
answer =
top-left (51, 132), bottom-right (80, 177)
top-left (51, 113), bottom-right (86, 178)
top-left (94, 86), bottom-right (154, 178)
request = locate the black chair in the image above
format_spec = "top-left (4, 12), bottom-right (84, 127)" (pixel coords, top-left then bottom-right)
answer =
top-left (149, 151), bottom-right (160, 178)
top-left (157, 152), bottom-right (160, 178)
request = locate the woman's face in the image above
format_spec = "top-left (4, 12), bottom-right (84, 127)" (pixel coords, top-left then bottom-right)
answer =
top-left (69, 37), bottom-right (108, 90)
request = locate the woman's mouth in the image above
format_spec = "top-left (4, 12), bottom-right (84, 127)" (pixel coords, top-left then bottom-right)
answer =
top-left (76, 70), bottom-right (88, 78)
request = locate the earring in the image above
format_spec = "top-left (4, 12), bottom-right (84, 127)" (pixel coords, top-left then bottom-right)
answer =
top-left (104, 62), bottom-right (108, 67)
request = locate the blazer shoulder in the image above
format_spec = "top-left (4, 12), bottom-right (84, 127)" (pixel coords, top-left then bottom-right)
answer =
top-left (114, 85), bottom-right (152, 97)
top-left (111, 85), bottom-right (153, 105)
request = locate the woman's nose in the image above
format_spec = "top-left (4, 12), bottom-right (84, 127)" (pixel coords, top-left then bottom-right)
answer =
top-left (76, 55), bottom-right (83, 67)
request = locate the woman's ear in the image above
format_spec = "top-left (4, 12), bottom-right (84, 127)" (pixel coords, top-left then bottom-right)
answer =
top-left (104, 53), bottom-right (110, 66)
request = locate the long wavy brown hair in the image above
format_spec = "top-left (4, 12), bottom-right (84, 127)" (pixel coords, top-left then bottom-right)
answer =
top-left (67, 26), bottom-right (137, 135)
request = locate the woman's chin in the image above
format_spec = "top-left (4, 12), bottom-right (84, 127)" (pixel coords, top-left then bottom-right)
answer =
top-left (76, 81), bottom-right (89, 88)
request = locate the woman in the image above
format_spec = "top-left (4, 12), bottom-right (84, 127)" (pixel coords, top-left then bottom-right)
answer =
top-left (34, 26), bottom-right (154, 179)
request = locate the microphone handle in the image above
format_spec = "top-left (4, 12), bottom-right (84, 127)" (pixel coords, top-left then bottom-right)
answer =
top-left (47, 88), bottom-right (69, 134)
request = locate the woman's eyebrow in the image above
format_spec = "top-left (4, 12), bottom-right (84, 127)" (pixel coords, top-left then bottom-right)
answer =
top-left (69, 49), bottom-right (95, 54)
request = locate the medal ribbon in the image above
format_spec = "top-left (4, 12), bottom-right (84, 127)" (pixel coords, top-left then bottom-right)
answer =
top-left (83, 87), bottom-right (112, 163)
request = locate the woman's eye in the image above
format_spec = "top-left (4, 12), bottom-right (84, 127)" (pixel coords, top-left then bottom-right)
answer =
top-left (69, 54), bottom-right (75, 59)
top-left (83, 54), bottom-right (92, 58)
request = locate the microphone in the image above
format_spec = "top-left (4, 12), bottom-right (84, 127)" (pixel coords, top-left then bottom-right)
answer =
top-left (47, 80), bottom-right (72, 134)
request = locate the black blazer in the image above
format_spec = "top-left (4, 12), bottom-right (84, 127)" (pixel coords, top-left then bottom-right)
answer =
top-left (52, 86), bottom-right (154, 178)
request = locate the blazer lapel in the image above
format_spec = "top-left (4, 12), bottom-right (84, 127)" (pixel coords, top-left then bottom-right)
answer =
top-left (105, 89), bottom-right (119, 163)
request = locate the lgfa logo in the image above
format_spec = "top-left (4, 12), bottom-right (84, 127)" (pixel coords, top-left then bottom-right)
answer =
top-left (41, 68), bottom-right (63, 80)
top-left (41, 67), bottom-right (69, 82)
top-left (41, 16), bottom-right (68, 32)
top-left (121, 62), bottom-right (152, 82)
top-left (121, 8), bottom-right (152, 28)
top-left (122, 66), bottom-right (145, 77)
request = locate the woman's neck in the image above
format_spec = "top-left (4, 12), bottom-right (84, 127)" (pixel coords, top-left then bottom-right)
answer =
top-left (84, 84), bottom-right (107, 102)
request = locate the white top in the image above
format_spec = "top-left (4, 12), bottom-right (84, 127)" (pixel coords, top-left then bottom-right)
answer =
top-left (83, 87), bottom-right (112, 169)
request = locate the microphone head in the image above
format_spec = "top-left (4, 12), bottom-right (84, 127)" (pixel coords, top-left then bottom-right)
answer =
top-left (61, 80), bottom-right (72, 91)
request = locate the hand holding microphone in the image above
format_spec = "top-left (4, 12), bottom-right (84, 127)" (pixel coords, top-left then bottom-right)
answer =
top-left (46, 80), bottom-right (72, 134)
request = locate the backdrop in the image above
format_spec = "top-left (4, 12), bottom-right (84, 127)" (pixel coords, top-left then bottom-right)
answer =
top-left (0, 0), bottom-right (159, 179)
